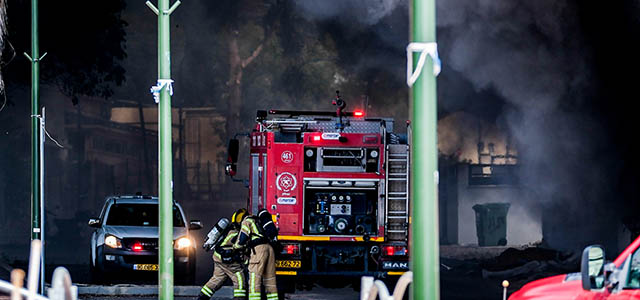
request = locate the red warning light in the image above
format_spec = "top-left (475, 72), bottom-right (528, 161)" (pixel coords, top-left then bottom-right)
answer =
top-left (286, 244), bottom-right (299, 255)
top-left (133, 243), bottom-right (143, 251)
top-left (385, 246), bottom-right (395, 256)
top-left (353, 110), bottom-right (365, 117)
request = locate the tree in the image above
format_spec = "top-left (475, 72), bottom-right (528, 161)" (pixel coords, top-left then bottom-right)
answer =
top-left (3, 0), bottom-right (127, 103)
top-left (202, 0), bottom-right (286, 136)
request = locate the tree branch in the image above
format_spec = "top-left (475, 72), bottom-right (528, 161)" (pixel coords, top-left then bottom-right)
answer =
top-left (241, 43), bottom-right (264, 69)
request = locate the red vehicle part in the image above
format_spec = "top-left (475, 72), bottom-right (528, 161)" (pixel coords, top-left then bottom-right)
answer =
top-left (509, 236), bottom-right (640, 300)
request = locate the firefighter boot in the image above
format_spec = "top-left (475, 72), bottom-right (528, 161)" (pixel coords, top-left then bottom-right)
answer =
top-left (199, 262), bottom-right (226, 300)
top-left (197, 291), bottom-right (211, 300)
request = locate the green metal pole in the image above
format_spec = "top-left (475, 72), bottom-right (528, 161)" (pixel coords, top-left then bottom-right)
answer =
top-left (29, 0), bottom-right (41, 244)
top-left (410, 0), bottom-right (440, 299)
top-left (148, 0), bottom-right (180, 299)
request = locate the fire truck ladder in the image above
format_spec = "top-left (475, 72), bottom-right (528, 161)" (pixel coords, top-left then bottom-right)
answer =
top-left (385, 143), bottom-right (410, 241)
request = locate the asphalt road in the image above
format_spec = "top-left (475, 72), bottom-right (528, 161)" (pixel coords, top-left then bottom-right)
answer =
top-left (79, 288), bottom-right (359, 300)
top-left (72, 284), bottom-right (360, 300)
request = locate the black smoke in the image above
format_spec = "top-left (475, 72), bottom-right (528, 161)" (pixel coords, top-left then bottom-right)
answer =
top-left (437, 0), bottom-right (640, 252)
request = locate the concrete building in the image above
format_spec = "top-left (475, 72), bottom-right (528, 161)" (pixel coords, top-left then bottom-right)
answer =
top-left (438, 112), bottom-right (543, 247)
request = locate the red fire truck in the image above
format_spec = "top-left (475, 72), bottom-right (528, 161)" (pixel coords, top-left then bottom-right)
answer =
top-left (225, 94), bottom-right (411, 287)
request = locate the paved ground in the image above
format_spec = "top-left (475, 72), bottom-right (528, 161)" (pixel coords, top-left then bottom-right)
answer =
top-left (1, 244), bottom-right (572, 300)
top-left (1, 285), bottom-right (360, 300)
top-left (73, 283), bottom-right (360, 300)
top-left (77, 288), bottom-right (359, 300)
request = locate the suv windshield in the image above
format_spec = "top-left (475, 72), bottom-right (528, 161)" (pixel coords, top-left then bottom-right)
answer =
top-left (105, 203), bottom-right (185, 227)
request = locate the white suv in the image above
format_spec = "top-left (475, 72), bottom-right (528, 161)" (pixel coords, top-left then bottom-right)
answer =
top-left (88, 195), bottom-right (202, 284)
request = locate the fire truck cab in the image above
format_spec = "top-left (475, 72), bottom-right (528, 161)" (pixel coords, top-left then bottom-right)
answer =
top-left (225, 98), bottom-right (411, 285)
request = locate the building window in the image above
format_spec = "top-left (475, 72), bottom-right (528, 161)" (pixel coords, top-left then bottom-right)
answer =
top-left (468, 164), bottom-right (519, 186)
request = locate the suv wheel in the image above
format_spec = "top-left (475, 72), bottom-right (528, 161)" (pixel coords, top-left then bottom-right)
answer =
top-left (89, 247), bottom-right (107, 284)
top-left (89, 261), bottom-right (104, 284)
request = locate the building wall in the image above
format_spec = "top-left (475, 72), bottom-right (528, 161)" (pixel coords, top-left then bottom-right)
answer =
top-left (455, 164), bottom-right (542, 246)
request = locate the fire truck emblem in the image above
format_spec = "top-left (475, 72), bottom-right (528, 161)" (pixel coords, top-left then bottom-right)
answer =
top-left (276, 172), bottom-right (297, 193)
top-left (281, 151), bottom-right (294, 163)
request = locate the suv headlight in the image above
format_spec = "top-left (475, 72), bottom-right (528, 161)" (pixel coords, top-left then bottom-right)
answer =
top-left (174, 237), bottom-right (192, 250)
top-left (105, 235), bottom-right (122, 248)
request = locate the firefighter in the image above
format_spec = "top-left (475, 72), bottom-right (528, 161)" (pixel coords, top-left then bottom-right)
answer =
top-left (197, 209), bottom-right (248, 300)
top-left (233, 209), bottom-right (278, 300)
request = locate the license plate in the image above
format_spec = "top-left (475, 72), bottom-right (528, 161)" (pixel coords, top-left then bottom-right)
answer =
top-left (275, 260), bottom-right (301, 269)
top-left (133, 264), bottom-right (158, 271)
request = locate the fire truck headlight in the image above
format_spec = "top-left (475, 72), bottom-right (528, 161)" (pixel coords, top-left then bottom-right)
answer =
top-left (175, 237), bottom-right (192, 250)
top-left (370, 150), bottom-right (379, 158)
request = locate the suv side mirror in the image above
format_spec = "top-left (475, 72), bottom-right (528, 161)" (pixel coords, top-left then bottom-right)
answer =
top-left (581, 245), bottom-right (605, 290)
top-left (189, 220), bottom-right (203, 230)
top-left (88, 218), bottom-right (101, 228)
top-left (225, 139), bottom-right (240, 176)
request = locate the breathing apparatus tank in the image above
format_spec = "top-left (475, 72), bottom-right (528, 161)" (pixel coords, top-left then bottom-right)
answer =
top-left (203, 217), bottom-right (230, 252)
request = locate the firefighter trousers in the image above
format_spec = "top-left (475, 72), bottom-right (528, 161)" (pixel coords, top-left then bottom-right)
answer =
top-left (200, 260), bottom-right (246, 299)
top-left (247, 243), bottom-right (277, 300)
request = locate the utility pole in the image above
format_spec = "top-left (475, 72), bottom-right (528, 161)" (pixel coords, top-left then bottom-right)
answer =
top-left (28, 0), bottom-right (40, 243)
top-left (146, 1), bottom-right (180, 299)
top-left (408, 0), bottom-right (440, 299)
top-left (38, 108), bottom-right (45, 293)
top-left (24, 0), bottom-right (46, 291)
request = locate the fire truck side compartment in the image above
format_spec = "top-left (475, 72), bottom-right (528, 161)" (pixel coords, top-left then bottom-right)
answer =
top-left (304, 186), bottom-right (378, 235)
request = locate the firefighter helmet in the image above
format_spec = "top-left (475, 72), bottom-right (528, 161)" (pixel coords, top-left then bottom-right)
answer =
top-left (232, 208), bottom-right (247, 224)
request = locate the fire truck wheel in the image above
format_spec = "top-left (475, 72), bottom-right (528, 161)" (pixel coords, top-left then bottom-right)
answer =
top-left (318, 278), bottom-right (348, 288)
top-left (351, 279), bottom-right (361, 292)
top-left (278, 291), bottom-right (287, 300)
top-left (277, 277), bottom-right (296, 294)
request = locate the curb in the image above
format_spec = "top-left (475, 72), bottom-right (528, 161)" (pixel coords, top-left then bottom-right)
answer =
top-left (74, 285), bottom-right (232, 297)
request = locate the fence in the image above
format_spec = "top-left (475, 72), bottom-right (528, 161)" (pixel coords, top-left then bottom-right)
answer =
top-left (0, 240), bottom-right (77, 300)
top-left (360, 271), bottom-right (412, 300)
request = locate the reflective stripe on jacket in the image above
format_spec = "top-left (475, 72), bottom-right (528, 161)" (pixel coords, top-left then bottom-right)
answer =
top-left (214, 229), bottom-right (239, 260)
top-left (234, 216), bottom-right (263, 249)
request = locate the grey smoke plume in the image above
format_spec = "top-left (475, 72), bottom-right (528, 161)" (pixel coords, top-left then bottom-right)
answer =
top-left (295, 0), bottom-right (406, 25)
top-left (438, 0), bottom-right (619, 250)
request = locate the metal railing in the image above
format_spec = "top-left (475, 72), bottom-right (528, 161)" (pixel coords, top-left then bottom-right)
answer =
top-left (360, 272), bottom-right (510, 300)
top-left (0, 240), bottom-right (77, 300)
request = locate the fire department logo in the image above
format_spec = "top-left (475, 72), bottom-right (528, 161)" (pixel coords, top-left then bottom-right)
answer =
top-left (281, 151), bottom-right (294, 163)
top-left (276, 172), bottom-right (297, 193)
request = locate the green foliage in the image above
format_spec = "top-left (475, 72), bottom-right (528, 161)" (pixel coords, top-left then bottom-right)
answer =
top-left (4, 0), bottom-right (127, 100)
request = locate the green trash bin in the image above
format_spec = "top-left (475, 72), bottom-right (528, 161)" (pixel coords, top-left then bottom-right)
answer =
top-left (472, 203), bottom-right (510, 246)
